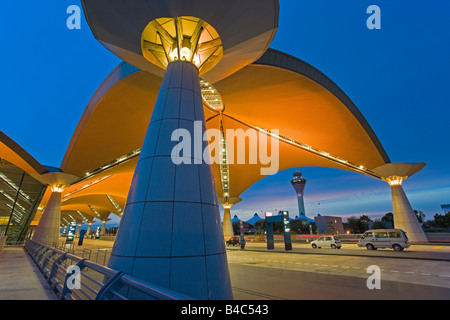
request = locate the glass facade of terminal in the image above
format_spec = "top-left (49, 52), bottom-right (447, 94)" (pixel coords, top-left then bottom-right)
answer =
top-left (0, 158), bottom-right (46, 243)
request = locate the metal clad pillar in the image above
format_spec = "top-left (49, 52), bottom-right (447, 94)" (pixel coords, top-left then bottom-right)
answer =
top-left (108, 60), bottom-right (233, 300)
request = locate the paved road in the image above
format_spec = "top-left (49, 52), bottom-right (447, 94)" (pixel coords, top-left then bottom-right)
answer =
top-left (56, 239), bottom-right (450, 300)
top-left (227, 249), bottom-right (450, 300)
top-left (235, 241), bottom-right (450, 261)
top-left (229, 263), bottom-right (450, 300)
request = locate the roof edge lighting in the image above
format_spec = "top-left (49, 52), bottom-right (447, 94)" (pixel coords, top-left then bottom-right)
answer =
top-left (200, 79), bottom-right (224, 112)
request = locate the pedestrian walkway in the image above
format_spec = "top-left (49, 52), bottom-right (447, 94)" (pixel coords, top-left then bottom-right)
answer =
top-left (0, 246), bottom-right (57, 300)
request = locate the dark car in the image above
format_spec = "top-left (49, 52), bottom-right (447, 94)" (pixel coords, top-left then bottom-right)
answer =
top-left (226, 237), bottom-right (240, 246)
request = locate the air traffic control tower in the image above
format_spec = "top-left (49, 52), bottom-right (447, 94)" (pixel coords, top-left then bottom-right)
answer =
top-left (290, 171), bottom-right (309, 220)
top-left (290, 172), bottom-right (318, 224)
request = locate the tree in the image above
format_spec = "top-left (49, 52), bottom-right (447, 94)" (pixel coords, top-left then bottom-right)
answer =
top-left (359, 215), bottom-right (372, 231)
top-left (414, 210), bottom-right (426, 223)
top-left (381, 212), bottom-right (394, 224)
top-left (422, 219), bottom-right (437, 231)
top-left (290, 219), bottom-right (308, 234)
top-left (325, 221), bottom-right (335, 234)
top-left (434, 212), bottom-right (450, 229)
top-left (343, 216), bottom-right (360, 233)
top-left (343, 215), bottom-right (372, 233)
top-left (372, 219), bottom-right (386, 229)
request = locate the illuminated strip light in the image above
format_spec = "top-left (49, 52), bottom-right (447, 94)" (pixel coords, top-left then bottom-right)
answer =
top-left (249, 124), bottom-right (381, 179)
top-left (88, 205), bottom-right (102, 219)
top-left (107, 195), bottom-right (123, 215)
top-left (200, 79), bottom-right (224, 112)
top-left (62, 175), bottom-right (114, 200)
top-left (200, 80), bottom-right (228, 197)
top-left (77, 211), bottom-right (90, 222)
top-left (0, 189), bottom-right (27, 213)
top-left (81, 149), bottom-right (141, 181)
top-left (5, 203), bottom-right (23, 224)
top-left (219, 119), bottom-right (230, 200)
top-left (0, 173), bottom-right (32, 204)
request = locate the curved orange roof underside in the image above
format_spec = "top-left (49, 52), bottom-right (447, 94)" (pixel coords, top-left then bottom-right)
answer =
top-left (50, 60), bottom-right (388, 220)
top-left (61, 71), bottom-right (162, 177)
top-left (214, 64), bottom-right (386, 170)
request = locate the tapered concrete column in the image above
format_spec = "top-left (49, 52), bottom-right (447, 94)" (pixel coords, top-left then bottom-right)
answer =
top-left (100, 220), bottom-right (106, 236)
top-left (86, 222), bottom-right (92, 235)
top-left (76, 224), bottom-right (82, 236)
top-left (390, 184), bottom-right (428, 243)
top-left (219, 197), bottom-right (242, 239)
top-left (31, 172), bottom-right (78, 246)
top-left (108, 60), bottom-right (233, 300)
top-left (373, 163), bottom-right (428, 243)
top-left (222, 207), bottom-right (234, 238)
top-left (33, 192), bottom-right (62, 246)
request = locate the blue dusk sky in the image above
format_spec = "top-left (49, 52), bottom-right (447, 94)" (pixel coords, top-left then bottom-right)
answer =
top-left (0, 1), bottom-right (449, 227)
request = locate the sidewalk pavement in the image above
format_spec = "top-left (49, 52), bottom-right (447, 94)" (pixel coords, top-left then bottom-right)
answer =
top-left (0, 246), bottom-right (57, 300)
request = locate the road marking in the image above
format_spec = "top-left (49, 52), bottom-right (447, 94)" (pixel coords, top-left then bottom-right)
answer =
top-left (420, 273), bottom-right (431, 276)
top-left (404, 271), bottom-right (415, 274)
top-left (390, 270), bottom-right (400, 273)
top-left (438, 275), bottom-right (450, 278)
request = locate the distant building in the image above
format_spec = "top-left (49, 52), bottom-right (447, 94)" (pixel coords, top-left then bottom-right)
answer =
top-left (314, 215), bottom-right (344, 234)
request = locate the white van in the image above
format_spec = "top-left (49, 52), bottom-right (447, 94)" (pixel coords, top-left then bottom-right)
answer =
top-left (358, 229), bottom-right (410, 251)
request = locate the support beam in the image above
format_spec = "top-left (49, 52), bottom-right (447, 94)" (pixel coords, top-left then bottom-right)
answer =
top-left (219, 197), bottom-right (242, 239)
top-left (222, 207), bottom-right (234, 238)
top-left (390, 184), bottom-right (428, 243)
top-left (32, 191), bottom-right (62, 246)
top-left (372, 163), bottom-right (428, 243)
top-left (31, 172), bottom-right (78, 246)
top-left (108, 60), bottom-right (233, 300)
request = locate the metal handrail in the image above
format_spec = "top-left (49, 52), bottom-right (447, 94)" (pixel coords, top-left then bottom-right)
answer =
top-left (24, 240), bottom-right (194, 300)
top-left (81, 248), bottom-right (111, 266)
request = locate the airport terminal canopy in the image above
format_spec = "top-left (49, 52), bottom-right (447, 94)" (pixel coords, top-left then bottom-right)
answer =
top-left (54, 47), bottom-right (391, 215)
top-left (40, 0), bottom-right (391, 218)
top-left (0, 1), bottom-right (428, 256)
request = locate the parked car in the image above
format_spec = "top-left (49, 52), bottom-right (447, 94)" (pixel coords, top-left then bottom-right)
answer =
top-left (358, 229), bottom-right (410, 251)
top-left (311, 236), bottom-right (342, 249)
top-left (226, 237), bottom-right (240, 246)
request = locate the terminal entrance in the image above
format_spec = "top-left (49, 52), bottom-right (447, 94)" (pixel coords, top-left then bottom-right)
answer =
top-left (265, 211), bottom-right (292, 251)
